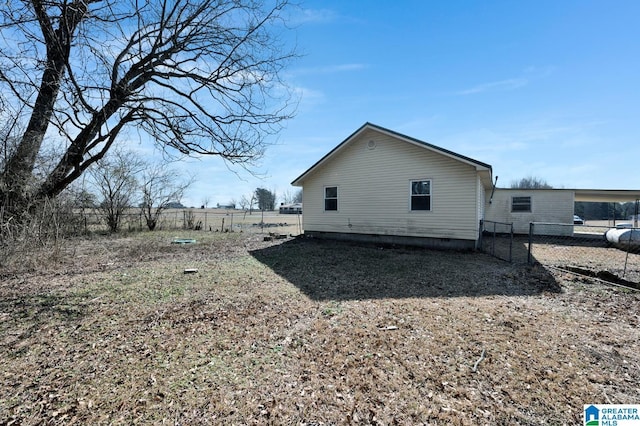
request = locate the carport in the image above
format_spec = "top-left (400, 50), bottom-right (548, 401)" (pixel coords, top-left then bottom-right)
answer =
top-left (573, 189), bottom-right (640, 227)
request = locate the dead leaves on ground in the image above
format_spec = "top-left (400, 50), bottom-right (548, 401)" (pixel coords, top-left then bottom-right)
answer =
top-left (1, 233), bottom-right (639, 424)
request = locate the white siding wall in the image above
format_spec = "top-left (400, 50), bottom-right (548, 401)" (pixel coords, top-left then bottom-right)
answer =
top-left (477, 177), bottom-right (485, 223)
top-left (484, 189), bottom-right (575, 234)
top-left (301, 130), bottom-right (481, 241)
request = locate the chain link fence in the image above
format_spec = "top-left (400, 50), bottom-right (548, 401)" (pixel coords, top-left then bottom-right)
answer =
top-left (480, 220), bottom-right (640, 286)
top-left (479, 220), bottom-right (515, 262)
top-left (74, 209), bottom-right (303, 235)
top-left (527, 222), bottom-right (639, 286)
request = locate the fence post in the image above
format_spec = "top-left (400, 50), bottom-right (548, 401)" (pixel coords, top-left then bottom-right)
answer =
top-left (622, 230), bottom-right (633, 278)
top-left (478, 220), bottom-right (484, 250)
top-left (509, 223), bottom-right (514, 263)
top-left (491, 222), bottom-right (496, 255)
top-left (528, 222), bottom-right (534, 265)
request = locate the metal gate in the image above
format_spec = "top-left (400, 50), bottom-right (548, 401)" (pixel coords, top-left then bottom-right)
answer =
top-left (479, 220), bottom-right (514, 262)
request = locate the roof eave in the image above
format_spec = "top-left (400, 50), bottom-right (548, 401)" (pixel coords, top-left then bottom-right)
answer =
top-left (291, 122), bottom-right (494, 186)
top-left (291, 122), bottom-right (372, 186)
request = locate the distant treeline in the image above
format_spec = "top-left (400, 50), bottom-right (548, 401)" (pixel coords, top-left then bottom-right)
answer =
top-left (575, 201), bottom-right (639, 220)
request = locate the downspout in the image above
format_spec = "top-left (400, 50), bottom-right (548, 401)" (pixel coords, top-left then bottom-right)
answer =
top-left (489, 176), bottom-right (498, 204)
top-left (479, 175), bottom-right (498, 250)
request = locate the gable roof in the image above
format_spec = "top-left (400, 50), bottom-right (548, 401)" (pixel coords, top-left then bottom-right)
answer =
top-left (291, 122), bottom-right (493, 187)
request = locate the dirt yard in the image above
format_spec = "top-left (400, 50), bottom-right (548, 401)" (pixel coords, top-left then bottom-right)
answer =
top-left (1, 232), bottom-right (639, 425)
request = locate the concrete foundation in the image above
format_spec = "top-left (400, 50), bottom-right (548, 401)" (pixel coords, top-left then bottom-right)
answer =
top-left (303, 231), bottom-right (477, 251)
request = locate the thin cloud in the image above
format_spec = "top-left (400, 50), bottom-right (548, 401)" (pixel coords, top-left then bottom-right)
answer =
top-left (289, 8), bottom-right (339, 25)
top-left (523, 65), bottom-right (556, 79)
top-left (323, 64), bottom-right (367, 72)
top-left (293, 85), bottom-right (324, 100)
top-left (456, 77), bottom-right (528, 95)
top-left (293, 63), bottom-right (368, 76)
top-left (286, 84), bottom-right (326, 111)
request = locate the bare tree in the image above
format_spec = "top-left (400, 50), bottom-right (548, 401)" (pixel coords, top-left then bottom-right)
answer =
top-left (0, 107), bottom-right (26, 195)
top-left (140, 165), bottom-right (193, 231)
top-left (280, 189), bottom-right (293, 205)
top-left (89, 149), bottom-right (144, 232)
top-left (280, 188), bottom-right (302, 204)
top-left (201, 196), bottom-right (211, 209)
top-left (0, 0), bottom-right (297, 216)
top-left (238, 194), bottom-right (251, 211)
top-left (510, 176), bottom-right (553, 189)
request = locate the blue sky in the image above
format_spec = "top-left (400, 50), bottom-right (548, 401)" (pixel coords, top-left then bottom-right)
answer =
top-left (181, 0), bottom-right (640, 207)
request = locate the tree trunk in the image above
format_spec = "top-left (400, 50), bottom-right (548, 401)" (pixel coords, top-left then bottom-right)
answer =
top-left (1, 63), bottom-right (66, 212)
top-left (0, 0), bottom-right (88, 214)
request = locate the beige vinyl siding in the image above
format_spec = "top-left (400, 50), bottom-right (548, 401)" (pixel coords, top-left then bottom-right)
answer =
top-left (301, 129), bottom-right (480, 241)
top-left (477, 177), bottom-right (485, 223)
top-left (485, 189), bottom-right (575, 234)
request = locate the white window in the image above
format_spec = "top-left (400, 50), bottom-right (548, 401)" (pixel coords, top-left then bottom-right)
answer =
top-left (324, 186), bottom-right (338, 211)
top-left (410, 180), bottom-right (431, 211)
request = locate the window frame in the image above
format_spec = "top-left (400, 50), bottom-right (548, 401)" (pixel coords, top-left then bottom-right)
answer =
top-left (409, 179), bottom-right (432, 212)
top-left (511, 196), bottom-right (532, 213)
top-left (324, 186), bottom-right (338, 212)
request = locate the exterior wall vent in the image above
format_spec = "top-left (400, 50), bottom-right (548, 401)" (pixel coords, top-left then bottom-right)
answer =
top-left (367, 140), bottom-right (376, 150)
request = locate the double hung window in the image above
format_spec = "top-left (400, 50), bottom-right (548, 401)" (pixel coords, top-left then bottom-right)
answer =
top-left (324, 186), bottom-right (338, 211)
top-left (410, 180), bottom-right (431, 211)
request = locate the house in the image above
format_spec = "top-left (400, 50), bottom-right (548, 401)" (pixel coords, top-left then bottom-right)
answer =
top-left (485, 188), bottom-right (575, 235)
top-left (216, 202), bottom-right (236, 209)
top-left (279, 203), bottom-right (302, 214)
top-left (291, 123), bottom-right (640, 248)
top-left (291, 123), bottom-right (493, 249)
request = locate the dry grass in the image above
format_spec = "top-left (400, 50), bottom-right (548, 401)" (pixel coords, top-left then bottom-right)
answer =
top-left (1, 232), bottom-right (639, 425)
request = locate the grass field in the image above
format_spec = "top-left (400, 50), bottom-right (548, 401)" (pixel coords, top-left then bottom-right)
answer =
top-left (1, 231), bottom-right (639, 424)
